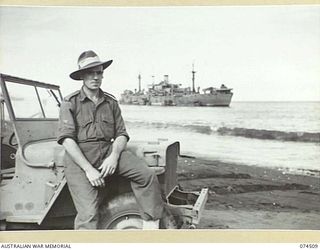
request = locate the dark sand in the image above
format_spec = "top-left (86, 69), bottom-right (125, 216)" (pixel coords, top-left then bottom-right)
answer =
top-left (177, 157), bottom-right (320, 229)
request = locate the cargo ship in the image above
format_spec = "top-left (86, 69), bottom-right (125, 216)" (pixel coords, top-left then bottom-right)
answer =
top-left (120, 68), bottom-right (233, 107)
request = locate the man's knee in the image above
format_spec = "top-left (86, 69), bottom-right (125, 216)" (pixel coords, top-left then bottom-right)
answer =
top-left (139, 167), bottom-right (157, 187)
top-left (119, 151), bottom-right (158, 186)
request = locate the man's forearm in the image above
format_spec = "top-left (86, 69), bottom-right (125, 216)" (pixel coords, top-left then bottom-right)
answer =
top-left (111, 135), bottom-right (128, 158)
top-left (62, 138), bottom-right (94, 172)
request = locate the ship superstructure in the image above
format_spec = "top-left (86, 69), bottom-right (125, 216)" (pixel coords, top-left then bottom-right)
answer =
top-left (120, 68), bottom-right (233, 106)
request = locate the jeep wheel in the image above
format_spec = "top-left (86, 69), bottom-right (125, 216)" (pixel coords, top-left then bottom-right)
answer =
top-left (98, 192), bottom-right (177, 229)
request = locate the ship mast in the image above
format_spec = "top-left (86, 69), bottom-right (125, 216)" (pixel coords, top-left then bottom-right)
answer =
top-left (138, 73), bottom-right (141, 93)
top-left (192, 63), bottom-right (196, 93)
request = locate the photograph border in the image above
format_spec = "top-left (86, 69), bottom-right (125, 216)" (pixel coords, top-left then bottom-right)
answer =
top-left (0, 0), bottom-right (319, 243)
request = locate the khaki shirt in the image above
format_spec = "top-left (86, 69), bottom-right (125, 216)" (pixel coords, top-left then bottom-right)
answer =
top-left (57, 87), bottom-right (129, 145)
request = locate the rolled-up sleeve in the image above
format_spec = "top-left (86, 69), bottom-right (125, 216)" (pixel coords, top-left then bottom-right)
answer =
top-left (57, 101), bottom-right (77, 144)
top-left (113, 102), bottom-right (130, 142)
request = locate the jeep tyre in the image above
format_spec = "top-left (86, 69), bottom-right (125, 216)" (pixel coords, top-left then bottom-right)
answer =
top-left (98, 192), bottom-right (177, 229)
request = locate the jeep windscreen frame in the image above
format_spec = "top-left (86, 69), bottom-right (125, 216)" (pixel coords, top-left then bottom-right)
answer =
top-left (0, 74), bottom-right (62, 122)
top-left (0, 74), bottom-right (63, 148)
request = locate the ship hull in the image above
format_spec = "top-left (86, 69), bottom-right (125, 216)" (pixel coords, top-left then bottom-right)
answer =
top-left (172, 93), bottom-right (233, 107)
top-left (147, 93), bottom-right (233, 107)
top-left (121, 93), bottom-right (233, 107)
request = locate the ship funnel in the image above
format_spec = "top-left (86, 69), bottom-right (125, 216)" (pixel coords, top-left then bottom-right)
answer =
top-left (192, 63), bottom-right (196, 93)
top-left (138, 74), bottom-right (141, 92)
top-left (164, 75), bottom-right (169, 84)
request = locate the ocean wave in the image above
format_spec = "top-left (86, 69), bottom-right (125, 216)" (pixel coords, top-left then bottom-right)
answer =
top-left (126, 120), bottom-right (320, 143)
top-left (126, 121), bottom-right (213, 134)
top-left (217, 127), bottom-right (320, 143)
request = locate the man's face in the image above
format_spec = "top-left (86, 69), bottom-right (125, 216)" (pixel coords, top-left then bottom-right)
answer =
top-left (82, 65), bottom-right (104, 90)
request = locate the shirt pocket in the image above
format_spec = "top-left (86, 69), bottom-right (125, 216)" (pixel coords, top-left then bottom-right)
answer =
top-left (100, 116), bottom-right (115, 140)
top-left (76, 117), bottom-right (94, 141)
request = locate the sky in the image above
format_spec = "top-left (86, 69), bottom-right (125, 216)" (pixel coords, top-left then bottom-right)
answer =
top-left (0, 5), bottom-right (319, 101)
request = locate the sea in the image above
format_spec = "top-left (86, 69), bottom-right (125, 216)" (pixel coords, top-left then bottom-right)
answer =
top-left (120, 102), bottom-right (320, 176)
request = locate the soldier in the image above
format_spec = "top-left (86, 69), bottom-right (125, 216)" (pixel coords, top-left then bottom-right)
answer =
top-left (57, 50), bottom-right (164, 230)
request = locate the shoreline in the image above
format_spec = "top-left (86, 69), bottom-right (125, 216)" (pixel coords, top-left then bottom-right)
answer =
top-left (181, 151), bottom-right (320, 178)
top-left (177, 156), bottom-right (320, 229)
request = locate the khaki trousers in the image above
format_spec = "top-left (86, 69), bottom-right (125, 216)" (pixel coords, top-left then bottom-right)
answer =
top-left (64, 141), bottom-right (164, 230)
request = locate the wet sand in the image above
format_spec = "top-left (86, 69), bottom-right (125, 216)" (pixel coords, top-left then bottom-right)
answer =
top-left (177, 157), bottom-right (320, 229)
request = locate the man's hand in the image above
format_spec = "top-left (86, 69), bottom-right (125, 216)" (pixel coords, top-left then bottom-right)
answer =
top-left (62, 138), bottom-right (105, 187)
top-left (98, 153), bottom-right (119, 178)
top-left (85, 168), bottom-right (105, 187)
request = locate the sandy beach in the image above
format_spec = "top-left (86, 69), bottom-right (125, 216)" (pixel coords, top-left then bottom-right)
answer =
top-left (177, 157), bottom-right (320, 230)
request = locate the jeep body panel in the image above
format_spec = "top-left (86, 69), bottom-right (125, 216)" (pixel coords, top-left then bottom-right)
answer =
top-left (0, 74), bottom-right (208, 230)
